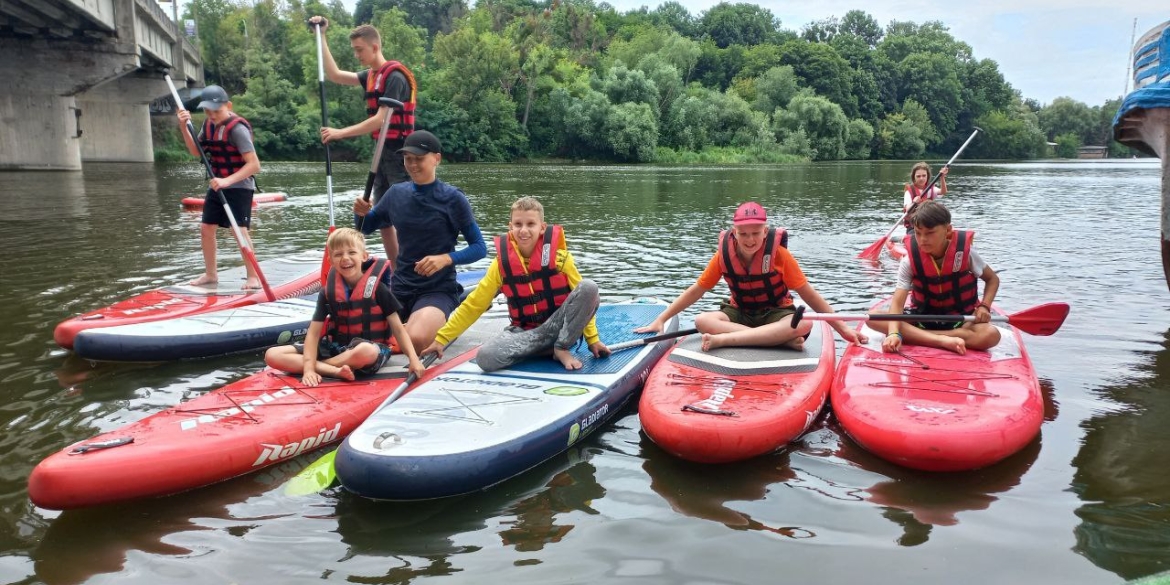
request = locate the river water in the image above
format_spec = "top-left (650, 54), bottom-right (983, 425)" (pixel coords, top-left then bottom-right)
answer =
top-left (0, 159), bottom-right (1166, 584)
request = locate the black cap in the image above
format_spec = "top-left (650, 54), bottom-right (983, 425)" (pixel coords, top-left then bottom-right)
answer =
top-left (397, 130), bottom-right (442, 155)
top-left (197, 85), bottom-right (230, 111)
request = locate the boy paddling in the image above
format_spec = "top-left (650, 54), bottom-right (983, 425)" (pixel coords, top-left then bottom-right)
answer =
top-left (636, 202), bottom-right (864, 350)
top-left (880, 201), bottom-right (1001, 355)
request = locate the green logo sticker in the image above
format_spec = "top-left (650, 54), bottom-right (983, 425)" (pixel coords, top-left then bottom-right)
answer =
top-left (545, 386), bottom-right (588, 397)
top-left (277, 330), bottom-right (293, 344)
top-left (567, 423), bottom-right (581, 446)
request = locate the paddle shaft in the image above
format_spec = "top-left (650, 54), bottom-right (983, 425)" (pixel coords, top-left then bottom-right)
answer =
top-left (357, 97), bottom-right (403, 233)
top-left (858, 127), bottom-right (981, 259)
top-left (164, 75), bottom-right (276, 302)
top-left (608, 328), bottom-right (698, 351)
top-left (370, 351), bottom-right (441, 415)
top-left (789, 302), bottom-right (1069, 336)
top-left (314, 24), bottom-right (335, 227)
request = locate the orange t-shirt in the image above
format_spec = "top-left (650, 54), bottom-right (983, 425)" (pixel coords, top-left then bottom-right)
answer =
top-left (696, 246), bottom-right (808, 305)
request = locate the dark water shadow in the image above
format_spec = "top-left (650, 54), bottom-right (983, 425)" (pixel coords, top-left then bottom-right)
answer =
top-left (639, 434), bottom-right (815, 539)
top-left (30, 454), bottom-right (314, 585)
top-left (1071, 329), bottom-right (1170, 581)
top-left (332, 445), bottom-right (604, 581)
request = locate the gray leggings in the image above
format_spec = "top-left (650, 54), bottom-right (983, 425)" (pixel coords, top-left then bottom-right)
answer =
top-left (476, 279), bottom-right (600, 372)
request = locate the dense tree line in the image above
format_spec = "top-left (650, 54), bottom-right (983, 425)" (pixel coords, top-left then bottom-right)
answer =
top-left (176, 0), bottom-right (1133, 163)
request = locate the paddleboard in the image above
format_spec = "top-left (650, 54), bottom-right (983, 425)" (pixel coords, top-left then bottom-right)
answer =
top-left (830, 299), bottom-right (1043, 472)
top-left (54, 250), bottom-right (323, 350)
top-left (334, 299), bottom-right (679, 500)
top-left (638, 316), bottom-right (834, 463)
top-left (181, 191), bottom-right (289, 210)
top-left (72, 269), bottom-right (487, 362)
top-left (28, 304), bottom-right (509, 510)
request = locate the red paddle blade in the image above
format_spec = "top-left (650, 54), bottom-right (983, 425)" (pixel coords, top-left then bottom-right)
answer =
top-left (1007, 303), bottom-right (1070, 336)
top-left (857, 236), bottom-right (887, 260)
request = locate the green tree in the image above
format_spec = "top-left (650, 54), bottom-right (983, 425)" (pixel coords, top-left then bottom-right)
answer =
top-left (845, 118), bottom-right (874, 159)
top-left (375, 9), bottom-right (428, 67)
top-left (875, 112), bottom-right (926, 159)
top-left (971, 107), bottom-right (1046, 159)
top-left (773, 93), bottom-right (848, 160)
top-left (750, 65), bottom-right (799, 113)
top-left (778, 40), bottom-right (857, 118)
top-left (605, 101), bottom-right (658, 161)
top-left (840, 10), bottom-right (881, 47)
top-left (596, 63), bottom-right (660, 118)
top-left (354, 0), bottom-right (467, 37)
top-left (1054, 132), bottom-right (1081, 158)
top-left (663, 94), bottom-right (714, 150)
top-left (649, 1), bottom-right (697, 38)
top-left (896, 52), bottom-right (963, 143)
top-left (1037, 97), bottom-right (1095, 142)
top-left (699, 2), bottom-right (779, 48)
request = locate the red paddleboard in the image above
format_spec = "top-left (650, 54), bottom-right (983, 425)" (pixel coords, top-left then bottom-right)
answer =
top-left (53, 251), bottom-right (322, 350)
top-left (30, 308), bottom-right (508, 510)
top-left (639, 319), bottom-right (835, 464)
top-left (181, 191), bottom-right (288, 210)
top-left (831, 299), bottom-right (1043, 472)
top-left (885, 237), bottom-right (906, 260)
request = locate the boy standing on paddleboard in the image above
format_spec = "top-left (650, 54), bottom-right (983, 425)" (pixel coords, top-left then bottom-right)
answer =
top-left (636, 202), bottom-right (864, 350)
top-left (423, 196), bottom-right (610, 371)
top-left (881, 201), bottom-right (1001, 355)
top-left (175, 85), bottom-right (262, 290)
top-left (264, 228), bottom-right (424, 386)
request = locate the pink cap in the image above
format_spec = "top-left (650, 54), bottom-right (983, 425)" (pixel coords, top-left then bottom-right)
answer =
top-left (733, 202), bottom-right (767, 225)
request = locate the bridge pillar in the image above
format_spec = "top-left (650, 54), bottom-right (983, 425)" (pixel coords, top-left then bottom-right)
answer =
top-left (77, 75), bottom-right (170, 163)
top-left (0, 93), bottom-right (83, 171)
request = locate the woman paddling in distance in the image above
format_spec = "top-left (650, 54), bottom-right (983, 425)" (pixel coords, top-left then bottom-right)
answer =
top-left (902, 162), bottom-right (948, 230)
top-left (635, 202), bottom-right (865, 351)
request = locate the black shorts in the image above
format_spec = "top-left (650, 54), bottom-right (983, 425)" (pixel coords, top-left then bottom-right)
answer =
top-left (294, 337), bottom-right (393, 377)
top-left (201, 187), bottom-right (254, 229)
top-left (396, 290), bottom-right (459, 323)
top-left (371, 141), bottom-right (407, 205)
top-left (906, 307), bottom-right (965, 331)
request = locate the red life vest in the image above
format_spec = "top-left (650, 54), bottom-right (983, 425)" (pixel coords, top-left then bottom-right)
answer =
top-left (717, 227), bottom-right (791, 310)
top-left (365, 61), bottom-right (417, 140)
top-left (903, 183), bottom-right (941, 227)
top-left (324, 258), bottom-right (393, 345)
top-left (905, 230), bottom-right (979, 315)
top-left (199, 115), bottom-right (252, 178)
top-left (496, 225), bottom-right (572, 330)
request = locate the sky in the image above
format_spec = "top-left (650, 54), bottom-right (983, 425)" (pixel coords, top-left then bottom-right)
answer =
top-left (175, 0), bottom-right (1168, 106)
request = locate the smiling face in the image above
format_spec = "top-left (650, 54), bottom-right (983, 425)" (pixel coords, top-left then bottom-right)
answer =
top-left (509, 209), bottom-right (546, 257)
top-left (403, 152), bottom-right (441, 184)
top-left (732, 224), bottom-right (768, 259)
top-left (329, 242), bottom-right (370, 285)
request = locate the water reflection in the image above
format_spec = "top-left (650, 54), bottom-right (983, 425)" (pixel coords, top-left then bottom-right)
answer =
top-left (334, 446), bottom-right (602, 579)
top-left (1072, 329), bottom-right (1170, 581)
top-left (640, 438), bottom-right (814, 539)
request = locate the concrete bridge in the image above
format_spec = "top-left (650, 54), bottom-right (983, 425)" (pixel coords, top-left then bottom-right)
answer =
top-left (0, 0), bottom-right (204, 170)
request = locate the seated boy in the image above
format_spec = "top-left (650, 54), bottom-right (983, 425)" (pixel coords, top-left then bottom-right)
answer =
top-left (636, 202), bottom-right (863, 350)
top-left (265, 228), bottom-right (424, 386)
top-left (423, 196), bottom-right (610, 372)
top-left (879, 201), bottom-right (1001, 356)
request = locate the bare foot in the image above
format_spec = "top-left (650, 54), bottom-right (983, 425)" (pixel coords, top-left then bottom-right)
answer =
top-left (553, 347), bottom-right (582, 370)
top-left (243, 276), bottom-right (262, 290)
top-left (190, 274), bottom-right (218, 286)
top-left (781, 336), bottom-right (805, 351)
top-left (940, 337), bottom-right (966, 355)
top-left (336, 365), bottom-right (356, 381)
top-left (701, 333), bottom-right (726, 352)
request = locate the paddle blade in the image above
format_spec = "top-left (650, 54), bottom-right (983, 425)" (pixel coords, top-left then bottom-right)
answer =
top-left (857, 236), bottom-right (887, 260)
top-left (1007, 303), bottom-right (1069, 336)
top-left (284, 449), bottom-right (338, 496)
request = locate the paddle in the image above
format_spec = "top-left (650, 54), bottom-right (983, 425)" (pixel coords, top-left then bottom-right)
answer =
top-left (314, 22), bottom-right (336, 285)
top-left (356, 97), bottom-right (404, 234)
top-left (788, 303), bottom-right (1070, 337)
top-left (164, 75), bottom-right (276, 302)
top-left (857, 127), bottom-right (982, 261)
top-left (609, 328), bottom-right (698, 351)
top-left (283, 350), bottom-right (439, 496)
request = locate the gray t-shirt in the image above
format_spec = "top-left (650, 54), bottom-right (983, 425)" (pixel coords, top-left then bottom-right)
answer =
top-left (199, 120), bottom-right (256, 191)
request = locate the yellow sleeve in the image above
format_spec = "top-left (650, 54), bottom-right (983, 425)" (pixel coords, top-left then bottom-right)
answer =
top-left (558, 249), bottom-right (600, 345)
top-left (433, 259), bottom-right (503, 346)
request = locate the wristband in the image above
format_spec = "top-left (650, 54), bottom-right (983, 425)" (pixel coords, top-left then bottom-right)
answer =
top-left (887, 332), bottom-right (902, 339)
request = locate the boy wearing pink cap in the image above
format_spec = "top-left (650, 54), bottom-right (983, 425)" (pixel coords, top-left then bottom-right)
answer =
top-left (637, 202), bottom-right (864, 351)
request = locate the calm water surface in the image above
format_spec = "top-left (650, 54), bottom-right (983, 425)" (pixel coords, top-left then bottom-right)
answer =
top-left (0, 159), bottom-right (1167, 584)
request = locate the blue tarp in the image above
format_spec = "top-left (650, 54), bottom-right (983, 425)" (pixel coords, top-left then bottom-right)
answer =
top-left (1113, 82), bottom-right (1170, 156)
